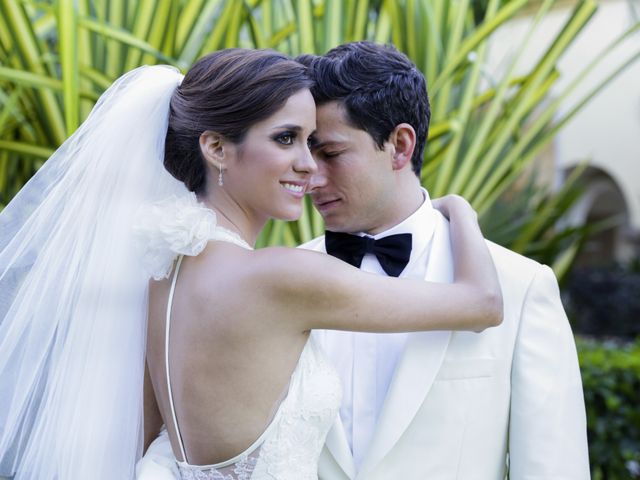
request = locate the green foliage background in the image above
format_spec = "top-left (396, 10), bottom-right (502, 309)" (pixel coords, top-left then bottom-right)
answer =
top-left (1, 0), bottom-right (637, 278)
top-left (578, 338), bottom-right (640, 479)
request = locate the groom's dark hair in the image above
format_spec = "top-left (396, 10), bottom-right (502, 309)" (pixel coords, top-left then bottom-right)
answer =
top-left (297, 42), bottom-right (430, 176)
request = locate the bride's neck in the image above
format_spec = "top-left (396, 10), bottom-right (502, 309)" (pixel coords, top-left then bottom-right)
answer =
top-left (198, 188), bottom-right (264, 247)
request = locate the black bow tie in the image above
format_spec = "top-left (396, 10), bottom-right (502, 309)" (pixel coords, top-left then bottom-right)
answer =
top-left (325, 231), bottom-right (412, 277)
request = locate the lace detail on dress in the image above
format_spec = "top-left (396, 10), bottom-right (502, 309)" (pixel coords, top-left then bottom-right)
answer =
top-left (175, 337), bottom-right (342, 480)
top-left (258, 339), bottom-right (343, 480)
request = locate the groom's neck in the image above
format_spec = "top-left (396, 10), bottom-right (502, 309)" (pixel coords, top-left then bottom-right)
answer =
top-left (361, 179), bottom-right (425, 236)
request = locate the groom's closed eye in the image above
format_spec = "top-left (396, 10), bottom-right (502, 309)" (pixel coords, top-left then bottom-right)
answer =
top-left (317, 148), bottom-right (347, 160)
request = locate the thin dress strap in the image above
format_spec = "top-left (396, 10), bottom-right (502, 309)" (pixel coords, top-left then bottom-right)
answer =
top-left (165, 254), bottom-right (188, 463)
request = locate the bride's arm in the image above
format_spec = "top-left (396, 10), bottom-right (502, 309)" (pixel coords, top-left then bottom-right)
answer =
top-left (247, 196), bottom-right (502, 333)
top-left (431, 194), bottom-right (501, 331)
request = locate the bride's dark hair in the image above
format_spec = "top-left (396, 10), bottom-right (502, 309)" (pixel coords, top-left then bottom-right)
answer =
top-left (164, 49), bottom-right (312, 194)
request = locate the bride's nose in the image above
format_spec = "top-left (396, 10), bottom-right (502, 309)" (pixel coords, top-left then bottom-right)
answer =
top-left (293, 146), bottom-right (317, 175)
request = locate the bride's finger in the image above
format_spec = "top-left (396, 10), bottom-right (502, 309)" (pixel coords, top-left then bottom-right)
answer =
top-left (432, 195), bottom-right (477, 221)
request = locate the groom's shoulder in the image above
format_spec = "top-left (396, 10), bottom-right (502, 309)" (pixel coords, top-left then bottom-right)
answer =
top-left (484, 239), bottom-right (558, 297)
top-left (486, 240), bottom-right (540, 273)
top-left (435, 209), bottom-right (543, 278)
top-left (299, 235), bottom-right (326, 252)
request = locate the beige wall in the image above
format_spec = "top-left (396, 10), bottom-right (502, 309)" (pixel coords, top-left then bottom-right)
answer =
top-left (486, 0), bottom-right (640, 261)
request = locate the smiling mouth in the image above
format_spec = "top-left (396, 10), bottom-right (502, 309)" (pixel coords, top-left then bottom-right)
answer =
top-left (281, 182), bottom-right (305, 193)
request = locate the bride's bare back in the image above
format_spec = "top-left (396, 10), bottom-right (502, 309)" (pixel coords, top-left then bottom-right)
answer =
top-left (147, 241), bottom-right (309, 465)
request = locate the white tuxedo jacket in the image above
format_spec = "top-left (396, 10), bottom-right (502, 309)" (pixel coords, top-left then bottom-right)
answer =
top-left (303, 211), bottom-right (590, 480)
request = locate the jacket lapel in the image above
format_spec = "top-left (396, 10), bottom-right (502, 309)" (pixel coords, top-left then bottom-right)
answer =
top-left (324, 415), bottom-right (357, 479)
top-left (357, 212), bottom-right (454, 476)
top-left (311, 330), bottom-right (357, 478)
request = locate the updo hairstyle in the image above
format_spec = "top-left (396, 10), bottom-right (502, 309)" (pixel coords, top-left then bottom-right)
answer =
top-left (164, 49), bottom-right (312, 193)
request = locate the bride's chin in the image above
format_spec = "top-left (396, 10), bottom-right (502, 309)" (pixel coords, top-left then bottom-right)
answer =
top-left (274, 207), bottom-right (303, 222)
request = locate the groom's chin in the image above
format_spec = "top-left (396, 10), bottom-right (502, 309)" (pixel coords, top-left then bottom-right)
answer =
top-left (322, 221), bottom-right (357, 234)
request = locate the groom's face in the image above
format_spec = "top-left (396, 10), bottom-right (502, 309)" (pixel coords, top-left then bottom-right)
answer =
top-left (308, 101), bottom-right (397, 234)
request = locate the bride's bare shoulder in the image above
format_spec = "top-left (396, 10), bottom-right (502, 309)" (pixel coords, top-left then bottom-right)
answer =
top-left (189, 244), bottom-right (331, 299)
top-left (197, 243), bottom-right (326, 274)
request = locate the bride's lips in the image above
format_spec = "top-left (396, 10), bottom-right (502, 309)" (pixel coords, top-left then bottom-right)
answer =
top-left (280, 180), bottom-right (307, 199)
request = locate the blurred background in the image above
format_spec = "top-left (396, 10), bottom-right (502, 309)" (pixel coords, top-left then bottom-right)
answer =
top-left (0, 0), bottom-right (638, 477)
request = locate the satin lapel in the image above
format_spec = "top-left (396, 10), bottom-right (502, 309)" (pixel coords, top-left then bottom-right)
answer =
top-left (358, 212), bottom-right (454, 476)
top-left (311, 329), bottom-right (356, 478)
top-left (324, 415), bottom-right (357, 479)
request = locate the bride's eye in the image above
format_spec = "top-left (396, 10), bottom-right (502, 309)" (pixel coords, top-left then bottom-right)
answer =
top-left (274, 132), bottom-right (295, 145)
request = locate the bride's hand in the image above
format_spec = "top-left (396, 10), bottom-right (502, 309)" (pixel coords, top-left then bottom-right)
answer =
top-left (432, 194), bottom-right (478, 223)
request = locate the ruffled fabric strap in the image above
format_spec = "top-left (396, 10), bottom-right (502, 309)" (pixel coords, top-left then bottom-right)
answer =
top-left (133, 193), bottom-right (251, 280)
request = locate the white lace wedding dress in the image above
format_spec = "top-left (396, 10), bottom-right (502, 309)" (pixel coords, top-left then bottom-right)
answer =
top-left (135, 194), bottom-right (342, 480)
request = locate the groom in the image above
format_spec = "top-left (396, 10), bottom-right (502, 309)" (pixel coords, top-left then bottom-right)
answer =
top-left (298, 42), bottom-right (590, 479)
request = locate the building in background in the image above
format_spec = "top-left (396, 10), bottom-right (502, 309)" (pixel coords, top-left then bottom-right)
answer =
top-left (488, 0), bottom-right (640, 266)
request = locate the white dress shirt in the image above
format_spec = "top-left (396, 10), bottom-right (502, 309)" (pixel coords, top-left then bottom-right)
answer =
top-left (331, 189), bottom-right (436, 469)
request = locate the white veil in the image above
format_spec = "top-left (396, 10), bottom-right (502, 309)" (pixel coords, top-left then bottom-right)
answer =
top-left (0, 65), bottom-right (187, 479)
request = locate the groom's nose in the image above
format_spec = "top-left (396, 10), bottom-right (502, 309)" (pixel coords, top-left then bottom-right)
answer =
top-left (308, 167), bottom-right (328, 191)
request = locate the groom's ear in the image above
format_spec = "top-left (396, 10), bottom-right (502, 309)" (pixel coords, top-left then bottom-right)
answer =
top-left (199, 130), bottom-right (226, 167)
top-left (389, 123), bottom-right (416, 171)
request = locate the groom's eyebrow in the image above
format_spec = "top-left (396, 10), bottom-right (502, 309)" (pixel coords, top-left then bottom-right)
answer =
top-left (271, 124), bottom-right (303, 131)
top-left (311, 140), bottom-right (343, 150)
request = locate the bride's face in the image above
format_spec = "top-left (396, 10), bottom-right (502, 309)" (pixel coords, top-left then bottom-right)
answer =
top-left (225, 89), bottom-right (317, 222)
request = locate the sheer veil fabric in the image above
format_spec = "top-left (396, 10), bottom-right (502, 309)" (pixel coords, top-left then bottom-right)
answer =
top-left (0, 66), bottom-right (187, 479)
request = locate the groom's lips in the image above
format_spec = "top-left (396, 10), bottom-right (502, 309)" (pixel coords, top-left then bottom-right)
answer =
top-left (313, 198), bottom-right (341, 214)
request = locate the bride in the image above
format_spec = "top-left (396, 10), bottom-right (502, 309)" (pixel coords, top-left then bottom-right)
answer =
top-left (0, 49), bottom-right (501, 480)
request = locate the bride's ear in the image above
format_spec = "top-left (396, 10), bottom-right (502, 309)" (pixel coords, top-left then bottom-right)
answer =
top-left (199, 130), bottom-right (226, 169)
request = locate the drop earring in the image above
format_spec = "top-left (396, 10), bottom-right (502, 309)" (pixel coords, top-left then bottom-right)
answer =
top-left (218, 165), bottom-right (224, 187)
